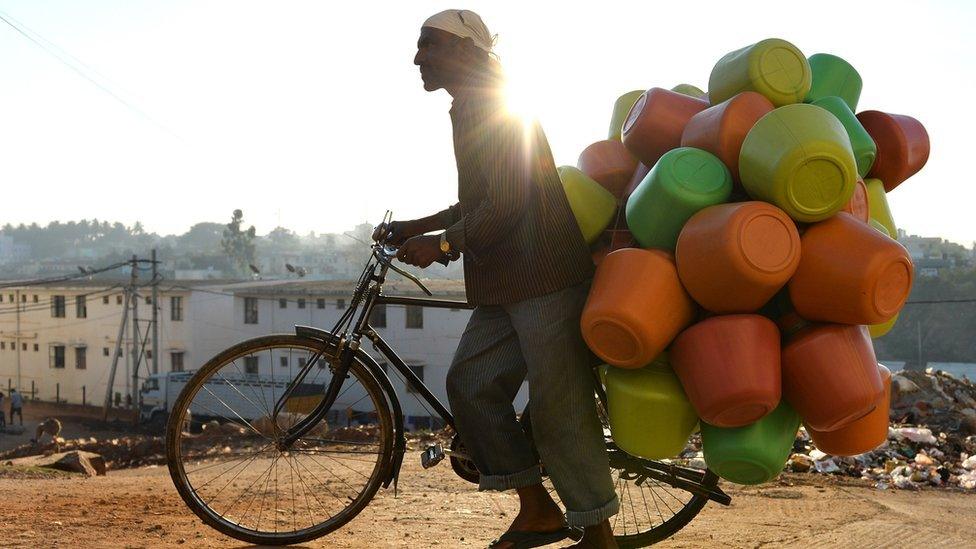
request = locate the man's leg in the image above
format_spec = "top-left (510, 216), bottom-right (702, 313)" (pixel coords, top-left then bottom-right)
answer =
top-left (506, 281), bottom-right (619, 531)
top-left (446, 305), bottom-right (539, 491)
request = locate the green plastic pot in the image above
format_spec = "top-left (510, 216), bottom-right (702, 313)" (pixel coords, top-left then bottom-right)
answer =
top-left (811, 96), bottom-right (877, 178)
top-left (625, 147), bottom-right (732, 250)
top-left (805, 53), bottom-right (862, 111)
top-left (701, 400), bottom-right (800, 485)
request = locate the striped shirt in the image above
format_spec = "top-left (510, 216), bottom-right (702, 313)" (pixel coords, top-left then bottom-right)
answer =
top-left (437, 72), bottom-right (594, 306)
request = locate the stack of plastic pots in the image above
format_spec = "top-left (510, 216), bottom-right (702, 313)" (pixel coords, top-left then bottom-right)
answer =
top-left (572, 37), bottom-right (929, 486)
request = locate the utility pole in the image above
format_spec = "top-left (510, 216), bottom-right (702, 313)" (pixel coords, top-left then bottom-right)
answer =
top-left (916, 320), bottom-right (923, 370)
top-left (14, 289), bottom-right (21, 392)
top-left (103, 278), bottom-right (132, 420)
top-left (130, 254), bottom-right (140, 412)
top-left (151, 248), bottom-right (159, 375)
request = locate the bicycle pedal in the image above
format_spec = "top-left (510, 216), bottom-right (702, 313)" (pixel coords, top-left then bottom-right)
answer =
top-left (421, 444), bottom-right (445, 469)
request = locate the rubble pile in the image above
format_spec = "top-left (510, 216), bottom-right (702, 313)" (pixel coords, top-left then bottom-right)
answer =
top-left (1, 436), bottom-right (167, 470)
top-left (783, 369), bottom-right (976, 490)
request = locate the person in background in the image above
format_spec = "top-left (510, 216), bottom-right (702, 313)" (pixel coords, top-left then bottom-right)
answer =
top-left (376, 9), bottom-right (619, 549)
top-left (0, 391), bottom-right (6, 429)
top-left (10, 388), bottom-right (23, 426)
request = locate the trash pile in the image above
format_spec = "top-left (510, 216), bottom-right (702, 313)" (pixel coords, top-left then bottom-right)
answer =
top-left (569, 37), bottom-right (929, 487)
top-left (782, 369), bottom-right (976, 490)
top-left (0, 435), bottom-right (166, 470)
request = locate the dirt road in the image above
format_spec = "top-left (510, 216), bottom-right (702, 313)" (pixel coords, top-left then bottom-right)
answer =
top-left (3, 455), bottom-right (974, 549)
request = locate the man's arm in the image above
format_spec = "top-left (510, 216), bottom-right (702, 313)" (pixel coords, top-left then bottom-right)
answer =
top-left (443, 117), bottom-right (531, 256)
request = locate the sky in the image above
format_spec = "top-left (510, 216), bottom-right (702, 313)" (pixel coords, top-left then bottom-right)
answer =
top-left (1, 1), bottom-right (974, 245)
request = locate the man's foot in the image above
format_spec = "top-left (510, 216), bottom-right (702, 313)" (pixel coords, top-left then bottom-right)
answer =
top-left (568, 520), bottom-right (617, 548)
top-left (490, 483), bottom-right (566, 549)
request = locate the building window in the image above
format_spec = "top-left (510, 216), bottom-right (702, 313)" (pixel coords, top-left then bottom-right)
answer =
top-left (20, 294), bottom-right (26, 303)
top-left (103, 347), bottom-right (110, 356)
top-left (244, 356), bottom-right (259, 375)
top-left (103, 295), bottom-right (110, 304)
top-left (279, 298), bottom-right (287, 309)
top-left (279, 356), bottom-right (288, 368)
top-left (171, 296), bottom-right (183, 321)
top-left (370, 303), bottom-right (387, 328)
top-left (406, 305), bottom-right (423, 329)
top-left (316, 298), bottom-right (325, 309)
top-left (7, 294), bottom-right (12, 302)
top-left (76, 295), bottom-right (87, 318)
top-left (316, 358), bottom-right (326, 369)
top-left (116, 294), bottom-right (123, 305)
top-left (406, 364), bottom-right (424, 394)
top-left (1, 342), bottom-right (5, 349)
top-left (21, 342), bottom-right (26, 351)
top-left (337, 298), bottom-right (346, 310)
top-left (33, 343), bottom-right (38, 352)
top-left (145, 296), bottom-right (152, 305)
top-left (297, 298), bottom-right (306, 309)
top-left (51, 295), bottom-right (66, 318)
top-left (171, 351), bottom-right (185, 372)
top-left (32, 294), bottom-right (38, 303)
top-left (50, 345), bottom-right (66, 369)
top-left (298, 357), bottom-right (307, 369)
top-left (75, 347), bottom-right (87, 370)
top-left (0, 295), bottom-right (3, 302)
top-left (244, 297), bottom-right (258, 324)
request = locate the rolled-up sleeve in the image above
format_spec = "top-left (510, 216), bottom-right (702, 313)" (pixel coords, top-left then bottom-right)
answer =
top-left (444, 117), bottom-right (532, 257)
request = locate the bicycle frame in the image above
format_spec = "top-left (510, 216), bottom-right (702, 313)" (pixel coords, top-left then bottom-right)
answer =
top-left (276, 242), bottom-right (472, 448)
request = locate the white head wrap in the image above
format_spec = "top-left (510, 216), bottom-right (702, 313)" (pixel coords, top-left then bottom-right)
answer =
top-left (422, 9), bottom-right (497, 55)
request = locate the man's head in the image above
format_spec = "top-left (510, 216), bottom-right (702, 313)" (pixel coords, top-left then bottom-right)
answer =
top-left (414, 9), bottom-right (495, 94)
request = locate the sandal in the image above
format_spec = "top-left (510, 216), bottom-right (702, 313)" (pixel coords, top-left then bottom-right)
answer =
top-left (487, 526), bottom-right (583, 548)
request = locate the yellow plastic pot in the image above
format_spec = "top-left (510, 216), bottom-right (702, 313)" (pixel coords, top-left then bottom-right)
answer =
top-left (558, 166), bottom-right (617, 245)
top-left (865, 178), bottom-right (897, 238)
top-left (608, 90), bottom-right (645, 141)
top-left (709, 38), bottom-right (812, 107)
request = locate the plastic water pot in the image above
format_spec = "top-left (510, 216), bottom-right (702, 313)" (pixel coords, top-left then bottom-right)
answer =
top-left (581, 249), bottom-right (696, 368)
top-left (577, 140), bottom-right (638, 199)
top-left (681, 92), bottom-right (775, 186)
top-left (805, 53), bottom-right (862, 111)
top-left (789, 212), bottom-right (913, 325)
top-left (676, 202), bottom-right (800, 313)
top-left (622, 162), bottom-right (651, 201)
top-left (840, 178), bottom-right (870, 223)
top-left (671, 83), bottom-right (707, 99)
top-left (558, 166), bottom-right (617, 245)
top-left (671, 315), bottom-right (781, 427)
top-left (701, 400), bottom-right (801, 485)
top-left (708, 39), bottom-right (812, 107)
top-left (865, 178), bottom-right (897, 237)
top-left (811, 96), bottom-right (877, 178)
top-left (739, 104), bottom-right (857, 222)
top-left (609, 90), bottom-right (645, 141)
top-left (857, 111), bottom-right (930, 192)
top-left (869, 313), bottom-right (898, 339)
top-left (622, 88), bottom-right (709, 167)
top-left (807, 365), bottom-right (891, 456)
top-left (782, 324), bottom-right (883, 432)
top-left (626, 147), bottom-right (732, 251)
top-left (758, 289), bottom-right (810, 338)
top-left (605, 355), bottom-right (699, 459)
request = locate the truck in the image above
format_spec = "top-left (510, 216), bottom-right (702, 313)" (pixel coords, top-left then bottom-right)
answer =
top-left (139, 371), bottom-right (328, 431)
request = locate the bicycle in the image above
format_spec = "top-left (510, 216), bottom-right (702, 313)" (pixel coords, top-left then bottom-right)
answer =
top-left (165, 221), bottom-right (732, 547)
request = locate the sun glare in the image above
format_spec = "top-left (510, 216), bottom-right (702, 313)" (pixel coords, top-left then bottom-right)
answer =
top-left (502, 71), bottom-right (541, 124)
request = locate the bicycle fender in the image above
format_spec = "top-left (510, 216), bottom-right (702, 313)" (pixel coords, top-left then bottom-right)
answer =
top-left (295, 326), bottom-right (407, 488)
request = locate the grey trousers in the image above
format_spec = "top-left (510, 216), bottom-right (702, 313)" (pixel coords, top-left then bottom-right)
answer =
top-left (446, 280), bottom-right (619, 527)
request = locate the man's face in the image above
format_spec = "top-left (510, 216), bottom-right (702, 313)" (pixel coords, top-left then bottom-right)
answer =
top-left (414, 27), bottom-right (464, 92)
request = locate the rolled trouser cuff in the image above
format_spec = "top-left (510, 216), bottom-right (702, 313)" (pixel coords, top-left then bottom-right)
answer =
top-left (565, 494), bottom-right (620, 528)
top-left (478, 465), bottom-right (543, 492)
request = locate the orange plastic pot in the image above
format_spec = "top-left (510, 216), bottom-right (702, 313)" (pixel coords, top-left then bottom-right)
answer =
top-left (857, 111), bottom-right (930, 192)
top-left (622, 88), bottom-right (708, 167)
top-left (808, 365), bottom-right (891, 456)
top-left (582, 249), bottom-right (696, 369)
top-left (788, 213), bottom-right (914, 325)
top-left (578, 140), bottom-right (639, 199)
top-left (671, 315), bottom-right (781, 427)
top-left (840, 178), bottom-right (870, 223)
top-left (680, 92), bottom-right (775, 186)
top-left (676, 202), bottom-right (801, 313)
top-left (782, 324), bottom-right (883, 432)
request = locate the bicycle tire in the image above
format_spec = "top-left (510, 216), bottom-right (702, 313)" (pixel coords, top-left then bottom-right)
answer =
top-left (166, 334), bottom-right (395, 546)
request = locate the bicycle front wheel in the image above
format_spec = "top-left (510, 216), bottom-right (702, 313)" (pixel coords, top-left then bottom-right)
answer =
top-left (166, 335), bottom-right (394, 546)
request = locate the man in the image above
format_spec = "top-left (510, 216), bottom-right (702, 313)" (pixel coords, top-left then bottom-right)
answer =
top-left (0, 391), bottom-right (5, 429)
top-left (9, 388), bottom-right (23, 426)
top-left (377, 10), bottom-right (618, 549)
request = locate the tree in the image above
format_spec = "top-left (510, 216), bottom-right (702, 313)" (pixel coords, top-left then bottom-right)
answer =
top-left (221, 209), bottom-right (256, 273)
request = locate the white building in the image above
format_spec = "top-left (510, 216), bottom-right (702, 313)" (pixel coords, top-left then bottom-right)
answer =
top-left (0, 277), bottom-right (524, 430)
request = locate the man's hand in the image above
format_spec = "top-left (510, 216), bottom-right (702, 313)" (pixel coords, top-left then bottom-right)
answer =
top-left (372, 220), bottom-right (421, 246)
top-left (396, 235), bottom-right (443, 268)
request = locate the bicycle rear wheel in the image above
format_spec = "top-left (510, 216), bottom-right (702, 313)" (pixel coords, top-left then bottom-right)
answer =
top-left (165, 335), bottom-right (394, 546)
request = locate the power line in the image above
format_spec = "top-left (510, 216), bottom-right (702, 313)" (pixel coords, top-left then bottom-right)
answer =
top-left (0, 8), bottom-right (183, 141)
